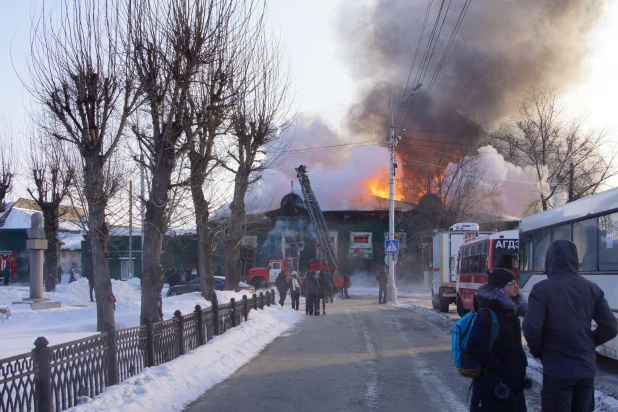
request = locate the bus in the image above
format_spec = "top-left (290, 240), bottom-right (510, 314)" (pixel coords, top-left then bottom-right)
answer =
top-left (455, 230), bottom-right (520, 317)
top-left (518, 187), bottom-right (618, 359)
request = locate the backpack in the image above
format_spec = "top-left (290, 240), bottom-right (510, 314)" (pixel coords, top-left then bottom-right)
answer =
top-left (452, 308), bottom-right (499, 378)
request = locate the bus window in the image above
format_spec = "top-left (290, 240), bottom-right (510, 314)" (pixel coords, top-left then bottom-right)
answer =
top-left (463, 247), bottom-right (470, 273)
top-left (479, 242), bottom-right (488, 272)
top-left (494, 238), bottom-right (519, 269)
top-left (521, 233), bottom-right (533, 272)
top-left (573, 217), bottom-right (598, 271)
top-left (551, 224), bottom-right (571, 241)
top-left (471, 244), bottom-right (480, 273)
top-left (599, 212), bottom-right (618, 270)
top-left (533, 229), bottom-right (550, 272)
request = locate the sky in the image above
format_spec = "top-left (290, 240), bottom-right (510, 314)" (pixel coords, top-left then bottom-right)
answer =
top-left (1, 0), bottom-right (618, 216)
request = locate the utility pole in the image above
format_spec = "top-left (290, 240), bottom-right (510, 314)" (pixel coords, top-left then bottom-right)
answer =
top-left (387, 84), bottom-right (421, 304)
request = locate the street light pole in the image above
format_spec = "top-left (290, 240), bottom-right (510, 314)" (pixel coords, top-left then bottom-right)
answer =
top-left (387, 84), bottom-right (421, 304)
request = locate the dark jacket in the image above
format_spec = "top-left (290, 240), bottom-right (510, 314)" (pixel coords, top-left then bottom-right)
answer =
top-left (3, 266), bottom-right (10, 281)
top-left (342, 274), bottom-right (350, 288)
top-left (317, 275), bottom-right (329, 298)
top-left (467, 284), bottom-right (527, 411)
top-left (304, 272), bottom-right (319, 295)
top-left (376, 269), bottom-right (388, 286)
top-left (522, 239), bottom-right (618, 380)
top-left (275, 271), bottom-right (289, 293)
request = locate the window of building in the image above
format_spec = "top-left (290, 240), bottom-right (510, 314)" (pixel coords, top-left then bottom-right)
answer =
top-left (120, 260), bottom-right (133, 280)
top-left (599, 212), bottom-right (618, 270)
top-left (573, 217), bottom-right (597, 271)
top-left (350, 232), bottom-right (372, 248)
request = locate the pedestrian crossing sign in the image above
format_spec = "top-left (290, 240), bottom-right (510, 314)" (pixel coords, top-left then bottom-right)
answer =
top-left (385, 239), bottom-right (399, 253)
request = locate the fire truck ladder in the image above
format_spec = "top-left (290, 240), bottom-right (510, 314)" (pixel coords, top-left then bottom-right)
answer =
top-left (295, 165), bottom-right (339, 275)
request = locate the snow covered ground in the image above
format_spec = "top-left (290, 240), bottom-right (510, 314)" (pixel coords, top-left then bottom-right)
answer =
top-left (0, 279), bottom-right (301, 411)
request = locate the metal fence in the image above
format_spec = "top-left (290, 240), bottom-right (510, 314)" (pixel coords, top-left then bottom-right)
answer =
top-left (0, 290), bottom-right (275, 412)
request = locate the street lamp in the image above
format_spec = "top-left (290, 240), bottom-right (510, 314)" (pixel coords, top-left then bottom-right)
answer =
top-left (387, 84), bottom-right (421, 303)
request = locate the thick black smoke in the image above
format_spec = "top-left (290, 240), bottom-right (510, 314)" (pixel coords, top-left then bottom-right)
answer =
top-left (338, 0), bottom-right (608, 151)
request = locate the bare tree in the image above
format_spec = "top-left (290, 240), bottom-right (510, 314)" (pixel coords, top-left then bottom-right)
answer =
top-left (0, 117), bottom-right (15, 226)
top-left (491, 87), bottom-right (618, 211)
top-left (24, 0), bottom-right (138, 330)
top-left (223, 31), bottom-right (293, 291)
top-left (27, 128), bottom-right (75, 292)
top-left (129, 0), bottom-right (239, 323)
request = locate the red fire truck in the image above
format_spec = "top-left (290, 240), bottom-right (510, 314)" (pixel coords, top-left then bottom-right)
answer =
top-left (455, 230), bottom-right (519, 317)
top-left (1, 251), bottom-right (17, 281)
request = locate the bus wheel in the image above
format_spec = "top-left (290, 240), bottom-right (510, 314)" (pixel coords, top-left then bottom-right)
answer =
top-left (456, 295), bottom-right (469, 318)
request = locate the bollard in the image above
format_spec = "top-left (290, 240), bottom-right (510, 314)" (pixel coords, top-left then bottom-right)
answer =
top-left (195, 305), bottom-right (205, 346)
top-left (212, 293), bottom-right (220, 336)
top-left (105, 323), bottom-right (118, 386)
top-left (230, 298), bottom-right (237, 327)
top-left (242, 295), bottom-right (248, 321)
top-left (145, 317), bottom-right (155, 367)
top-left (174, 310), bottom-right (185, 356)
top-left (32, 337), bottom-right (52, 412)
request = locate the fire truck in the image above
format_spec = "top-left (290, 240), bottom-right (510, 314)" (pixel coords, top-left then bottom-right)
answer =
top-left (247, 165), bottom-right (345, 290)
top-left (1, 251), bottom-right (17, 281)
top-left (455, 229), bottom-right (519, 317)
top-left (431, 223), bottom-right (491, 312)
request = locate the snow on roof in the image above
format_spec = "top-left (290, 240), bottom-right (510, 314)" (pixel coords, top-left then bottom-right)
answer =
top-left (58, 231), bottom-right (84, 250)
top-left (1, 207), bottom-right (83, 231)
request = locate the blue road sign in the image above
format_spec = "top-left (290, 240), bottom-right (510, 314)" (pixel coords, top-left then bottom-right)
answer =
top-left (385, 239), bottom-right (399, 254)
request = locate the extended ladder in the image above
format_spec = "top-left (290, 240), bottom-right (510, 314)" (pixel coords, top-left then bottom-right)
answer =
top-left (295, 165), bottom-right (339, 275)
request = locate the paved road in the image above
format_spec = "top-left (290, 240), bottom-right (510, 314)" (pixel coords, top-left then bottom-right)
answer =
top-left (185, 295), bottom-right (543, 412)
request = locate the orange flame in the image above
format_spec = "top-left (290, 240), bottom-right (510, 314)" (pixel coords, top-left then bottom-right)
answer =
top-left (365, 177), bottom-right (403, 201)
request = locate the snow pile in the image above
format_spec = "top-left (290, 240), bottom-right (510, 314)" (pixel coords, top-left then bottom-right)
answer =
top-left (68, 305), bottom-right (300, 412)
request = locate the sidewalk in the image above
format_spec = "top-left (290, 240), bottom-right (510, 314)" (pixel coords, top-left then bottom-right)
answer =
top-left (184, 295), bottom-right (470, 412)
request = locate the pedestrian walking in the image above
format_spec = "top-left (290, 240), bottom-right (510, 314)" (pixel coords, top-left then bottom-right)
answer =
top-left (289, 271), bottom-right (302, 310)
top-left (466, 268), bottom-right (529, 412)
top-left (275, 270), bottom-right (289, 307)
top-left (376, 267), bottom-right (388, 304)
top-left (341, 273), bottom-right (350, 299)
top-left (304, 271), bottom-right (319, 315)
top-left (69, 268), bottom-right (77, 283)
top-left (317, 271), bottom-right (329, 315)
top-left (324, 270), bottom-right (335, 303)
top-left (57, 266), bottom-right (63, 284)
top-left (2, 265), bottom-right (10, 286)
top-left (523, 240), bottom-right (618, 412)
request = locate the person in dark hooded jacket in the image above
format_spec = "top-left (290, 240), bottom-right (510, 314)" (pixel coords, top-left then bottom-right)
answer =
top-left (317, 271), bottom-right (329, 315)
top-left (304, 271), bottom-right (319, 315)
top-left (522, 239), bottom-right (617, 412)
top-left (467, 268), bottom-right (528, 412)
top-left (275, 271), bottom-right (289, 307)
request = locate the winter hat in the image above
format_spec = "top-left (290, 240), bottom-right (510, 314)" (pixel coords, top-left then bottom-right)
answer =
top-left (487, 268), bottom-right (515, 288)
top-left (292, 271), bottom-right (298, 278)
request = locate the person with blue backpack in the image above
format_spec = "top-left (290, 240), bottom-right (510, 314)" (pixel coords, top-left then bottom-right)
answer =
top-left (465, 268), bottom-right (529, 412)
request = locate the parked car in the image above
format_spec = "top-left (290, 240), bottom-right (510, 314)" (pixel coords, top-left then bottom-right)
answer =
top-left (166, 276), bottom-right (255, 297)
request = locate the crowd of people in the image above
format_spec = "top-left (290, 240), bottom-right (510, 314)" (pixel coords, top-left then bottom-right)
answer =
top-left (274, 270), bottom-right (351, 316)
top-left (465, 239), bottom-right (617, 412)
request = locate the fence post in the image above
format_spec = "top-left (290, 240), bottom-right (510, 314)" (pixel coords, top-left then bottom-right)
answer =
top-left (266, 289), bottom-right (271, 306)
top-left (145, 317), bottom-right (155, 367)
top-left (253, 293), bottom-right (258, 311)
top-left (212, 293), bottom-right (220, 336)
top-left (230, 298), bottom-right (237, 327)
top-left (174, 310), bottom-right (185, 356)
top-left (242, 295), bottom-right (248, 321)
top-left (271, 290), bottom-right (275, 306)
top-left (195, 305), bottom-right (205, 345)
top-left (32, 337), bottom-right (52, 412)
top-left (105, 323), bottom-right (118, 386)
top-left (259, 292), bottom-right (264, 309)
